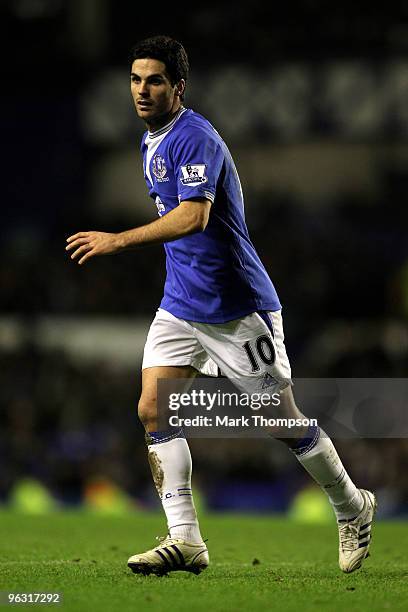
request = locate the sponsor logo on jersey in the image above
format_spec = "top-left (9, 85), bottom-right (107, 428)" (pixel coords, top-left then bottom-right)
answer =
top-left (155, 196), bottom-right (165, 216)
top-left (180, 164), bottom-right (207, 186)
top-left (152, 155), bottom-right (169, 182)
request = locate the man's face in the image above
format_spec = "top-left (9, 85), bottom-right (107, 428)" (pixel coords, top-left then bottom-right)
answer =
top-left (130, 58), bottom-right (183, 125)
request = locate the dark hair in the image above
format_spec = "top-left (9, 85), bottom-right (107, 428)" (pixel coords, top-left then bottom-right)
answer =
top-left (130, 35), bottom-right (189, 87)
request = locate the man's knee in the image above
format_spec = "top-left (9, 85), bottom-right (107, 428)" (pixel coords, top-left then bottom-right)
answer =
top-left (138, 395), bottom-right (158, 430)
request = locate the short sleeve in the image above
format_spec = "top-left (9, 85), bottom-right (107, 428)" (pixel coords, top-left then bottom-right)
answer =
top-left (173, 129), bottom-right (224, 203)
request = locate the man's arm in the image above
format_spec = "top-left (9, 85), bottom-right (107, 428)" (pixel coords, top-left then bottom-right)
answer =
top-left (66, 198), bottom-right (211, 265)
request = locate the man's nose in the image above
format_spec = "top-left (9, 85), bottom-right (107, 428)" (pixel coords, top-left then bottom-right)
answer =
top-left (139, 81), bottom-right (149, 96)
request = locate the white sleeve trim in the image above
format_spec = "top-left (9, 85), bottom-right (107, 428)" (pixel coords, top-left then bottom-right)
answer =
top-left (178, 190), bottom-right (215, 203)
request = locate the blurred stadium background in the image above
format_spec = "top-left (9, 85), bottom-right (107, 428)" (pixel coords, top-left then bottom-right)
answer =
top-left (0, 1), bottom-right (407, 519)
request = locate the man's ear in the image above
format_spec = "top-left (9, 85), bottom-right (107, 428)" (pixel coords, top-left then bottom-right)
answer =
top-left (176, 79), bottom-right (186, 97)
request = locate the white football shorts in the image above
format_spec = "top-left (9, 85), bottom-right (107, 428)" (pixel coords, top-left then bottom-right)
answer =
top-left (142, 308), bottom-right (292, 390)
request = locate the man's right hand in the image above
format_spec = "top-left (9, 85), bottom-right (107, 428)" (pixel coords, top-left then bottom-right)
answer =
top-left (66, 231), bottom-right (123, 265)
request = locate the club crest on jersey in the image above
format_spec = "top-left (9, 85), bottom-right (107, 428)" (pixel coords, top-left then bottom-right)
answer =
top-left (152, 154), bottom-right (169, 182)
top-left (180, 164), bottom-right (207, 186)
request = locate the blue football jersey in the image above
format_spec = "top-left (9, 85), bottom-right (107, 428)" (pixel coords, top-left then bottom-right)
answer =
top-left (141, 107), bottom-right (281, 323)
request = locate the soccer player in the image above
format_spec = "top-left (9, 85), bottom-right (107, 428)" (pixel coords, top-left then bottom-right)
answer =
top-left (66, 35), bottom-right (376, 576)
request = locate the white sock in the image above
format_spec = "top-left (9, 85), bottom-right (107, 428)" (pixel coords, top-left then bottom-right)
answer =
top-left (147, 436), bottom-right (203, 543)
top-left (292, 427), bottom-right (364, 520)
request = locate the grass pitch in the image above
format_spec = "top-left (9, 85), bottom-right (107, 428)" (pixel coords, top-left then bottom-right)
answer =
top-left (0, 510), bottom-right (407, 611)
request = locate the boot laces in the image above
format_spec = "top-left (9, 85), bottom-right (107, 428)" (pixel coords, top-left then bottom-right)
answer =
top-left (339, 521), bottom-right (359, 552)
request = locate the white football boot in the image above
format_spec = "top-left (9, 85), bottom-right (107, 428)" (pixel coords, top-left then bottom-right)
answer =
top-left (338, 489), bottom-right (377, 573)
top-left (128, 536), bottom-right (209, 576)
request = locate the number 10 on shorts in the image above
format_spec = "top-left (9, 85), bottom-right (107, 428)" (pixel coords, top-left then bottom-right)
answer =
top-left (243, 335), bottom-right (276, 372)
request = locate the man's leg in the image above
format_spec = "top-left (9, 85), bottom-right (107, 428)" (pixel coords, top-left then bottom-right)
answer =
top-left (272, 386), bottom-right (376, 573)
top-left (274, 387), bottom-right (364, 519)
top-left (138, 365), bottom-right (203, 543)
top-left (128, 364), bottom-right (209, 576)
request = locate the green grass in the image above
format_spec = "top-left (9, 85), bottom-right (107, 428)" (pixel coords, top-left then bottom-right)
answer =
top-left (0, 510), bottom-right (407, 611)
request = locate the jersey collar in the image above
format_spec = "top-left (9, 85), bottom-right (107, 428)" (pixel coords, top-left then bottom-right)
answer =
top-left (146, 107), bottom-right (187, 141)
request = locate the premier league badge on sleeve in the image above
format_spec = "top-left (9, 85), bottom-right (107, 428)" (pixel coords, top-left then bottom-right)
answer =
top-left (180, 164), bottom-right (208, 186)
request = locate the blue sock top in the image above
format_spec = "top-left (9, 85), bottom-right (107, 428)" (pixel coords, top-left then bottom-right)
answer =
top-left (145, 428), bottom-right (185, 445)
top-left (291, 424), bottom-right (320, 456)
